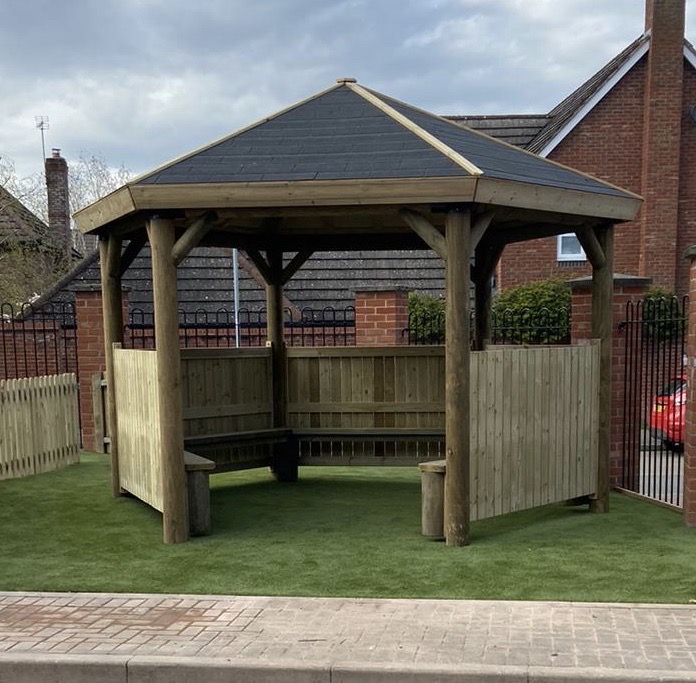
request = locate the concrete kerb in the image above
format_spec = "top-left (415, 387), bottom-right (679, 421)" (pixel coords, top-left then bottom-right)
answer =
top-left (3, 654), bottom-right (696, 683)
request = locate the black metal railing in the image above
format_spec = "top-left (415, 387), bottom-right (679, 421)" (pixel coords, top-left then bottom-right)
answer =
top-left (0, 301), bottom-right (78, 380)
top-left (124, 306), bottom-right (356, 349)
top-left (620, 296), bottom-right (687, 508)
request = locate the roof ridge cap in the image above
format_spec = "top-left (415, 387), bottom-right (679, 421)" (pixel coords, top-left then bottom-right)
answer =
top-left (345, 82), bottom-right (483, 176)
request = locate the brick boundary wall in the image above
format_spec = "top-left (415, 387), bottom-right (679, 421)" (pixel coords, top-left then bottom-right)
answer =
top-left (354, 289), bottom-right (409, 347)
top-left (569, 274), bottom-right (652, 488)
top-left (682, 248), bottom-right (696, 525)
top-left (74, 286), bottom-right (129, 452)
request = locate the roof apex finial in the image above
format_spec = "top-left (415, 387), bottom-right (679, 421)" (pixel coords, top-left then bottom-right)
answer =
top-left (336, 77), bottom-right (357, 84)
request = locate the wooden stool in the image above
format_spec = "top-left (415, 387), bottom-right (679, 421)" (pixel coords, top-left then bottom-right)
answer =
top-left (418, 459), bottom-right (446, 538)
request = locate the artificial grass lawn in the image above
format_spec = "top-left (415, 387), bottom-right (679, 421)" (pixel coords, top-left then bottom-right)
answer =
top-left (1, 453), bottom-right (695, 603)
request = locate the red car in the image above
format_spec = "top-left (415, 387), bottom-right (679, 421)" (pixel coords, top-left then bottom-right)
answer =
top-left (649, 376), bottom-right (687, 453)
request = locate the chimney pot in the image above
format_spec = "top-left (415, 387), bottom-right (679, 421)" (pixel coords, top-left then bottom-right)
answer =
top-left (51, 148), bottom-right (61, 158)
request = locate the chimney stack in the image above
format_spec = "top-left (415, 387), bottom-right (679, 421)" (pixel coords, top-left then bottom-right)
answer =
top-left (45, 148), bottom-right (71, 260)
top-left (639, 0), bottom-right (685, 289)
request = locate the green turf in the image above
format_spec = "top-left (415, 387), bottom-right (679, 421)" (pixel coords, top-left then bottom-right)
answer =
top-left (0, 453), bottom-right (694, 602)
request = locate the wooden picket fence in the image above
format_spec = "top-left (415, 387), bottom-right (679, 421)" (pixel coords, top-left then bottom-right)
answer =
top-left (0, 373), bottom-right (80, 481)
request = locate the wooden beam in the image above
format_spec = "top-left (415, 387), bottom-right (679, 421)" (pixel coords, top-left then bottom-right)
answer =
top-left (147, 217), bottom-right (188, 544)
top-left (444, 209), bottom-right (471, 547)
top-left (472, 240), bottom-right (504, 350)
top-left (400, 208), bottom-right (448, 260)
top-left (236, 251), bottom-right (301, 318)
top-left (171, 211), bottom-right (217, 266)
top-left (575, 225), bottom-right (606, 270)
top-left (98, 236), bottom-right (124, 498)
top-left (280, 249), bottom-right (314, 286)
top-left (471, 210), bottom-right (494, 250)
top-left (245, 248), bottom-right (273, 283)
top-left (590, 223), bottom-right (614, 514)
top-left (119, 230), bottom-right (147, 278)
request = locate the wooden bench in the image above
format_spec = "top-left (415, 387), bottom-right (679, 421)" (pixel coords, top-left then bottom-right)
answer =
top-left (184, 426), bottom-right (297, 479)
top-left (184, 451), bottom-right (215, 536)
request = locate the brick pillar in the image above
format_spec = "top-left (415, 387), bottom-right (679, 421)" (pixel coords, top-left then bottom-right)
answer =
top-left (570, 274), bottom-right (652, 488)
top-left (639, 0), bottom-right (685, 289)
top-left (74, 285), bottom-right (128, 451)
top-left (683, 248), bottom-right (696, 525)
top-left (354, 289), bottom-right (409, 346)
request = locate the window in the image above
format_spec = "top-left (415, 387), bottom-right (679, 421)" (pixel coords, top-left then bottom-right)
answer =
top-left (557, 233), bottom-right (586, 262)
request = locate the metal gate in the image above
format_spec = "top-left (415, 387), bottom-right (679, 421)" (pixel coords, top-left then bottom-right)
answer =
top-left (620, 296), bottom-right (687, 507)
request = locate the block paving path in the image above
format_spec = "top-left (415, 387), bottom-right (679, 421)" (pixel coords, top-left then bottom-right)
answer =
top-left (0, 592), bottom-right (696, 680)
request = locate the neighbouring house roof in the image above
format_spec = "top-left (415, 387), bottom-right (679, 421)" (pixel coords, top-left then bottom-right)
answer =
top-left (36, 244), bottom-right (444, 317)
top-left (528, 34), bottom-right (652, 156)
top-left (446, 115), bottom-right (549, 148)
top-left (0, 185), bottom-right (47, 245)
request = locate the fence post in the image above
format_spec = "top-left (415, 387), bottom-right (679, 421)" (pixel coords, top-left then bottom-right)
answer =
top-left (354, 289), bottom-right (409, 346)
top-left (569, 274), bottom-right (652, 490)
top-left (683, 248), bottom-right (696, 526)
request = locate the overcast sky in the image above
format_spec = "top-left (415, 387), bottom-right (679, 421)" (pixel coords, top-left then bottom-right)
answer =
top-left (1, 0), bottom-right (694, 180)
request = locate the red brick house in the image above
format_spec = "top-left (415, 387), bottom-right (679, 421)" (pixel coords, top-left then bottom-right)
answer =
top-left (457, 0), bottom-right (696, 295)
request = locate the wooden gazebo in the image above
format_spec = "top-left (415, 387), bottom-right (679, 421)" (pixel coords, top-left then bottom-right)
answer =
top-left (75, 79), bottom-right (641, 545)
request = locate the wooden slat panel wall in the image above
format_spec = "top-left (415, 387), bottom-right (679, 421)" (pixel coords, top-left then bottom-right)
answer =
top-left (0, 374), bottom-right (80, 481)
top-left (113, 349), bottom-right (163, 511)
top-left (469, 344), bottom-right (599, 520)
top-left (287, 344), bottom-right (599, 518)
top-left (287, 347), bottom-right (446, 431)
top-left (180, 348), bottom-right (273, 437)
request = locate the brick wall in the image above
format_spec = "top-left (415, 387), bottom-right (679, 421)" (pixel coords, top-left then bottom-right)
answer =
top-left (683, 248), bottom-right (696, 525)
top-left (499, 59), bottom-right (647, 290)
top-left (354, 290), bottom-right (409, 347)
top-left (570, 275), bottom-right (652, 488)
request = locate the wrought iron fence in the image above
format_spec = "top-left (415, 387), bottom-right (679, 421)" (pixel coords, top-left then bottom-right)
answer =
top-left (404, 307), bottom-right (571, 346)
top-left (620, 296), bottom-right (687, 508)
top-left (0, 301), bottom-right (78, 380)
top-left (124, 306), bottom-right (356, 349)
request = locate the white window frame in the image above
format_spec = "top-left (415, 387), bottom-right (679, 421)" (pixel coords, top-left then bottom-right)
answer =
top-left (556, 233), bottom-right (586, 262)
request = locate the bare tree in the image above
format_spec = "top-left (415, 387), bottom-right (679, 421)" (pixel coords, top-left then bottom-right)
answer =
top-left (0, 152), bottom-right (131, 305)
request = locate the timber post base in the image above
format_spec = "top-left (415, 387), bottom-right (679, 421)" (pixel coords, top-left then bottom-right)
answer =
top-left (271, 440), bottom-right (299, 483)
top-left (184, 452), bottom-right (215, 536)
top-left (419, 459), bottom-right (446, 538)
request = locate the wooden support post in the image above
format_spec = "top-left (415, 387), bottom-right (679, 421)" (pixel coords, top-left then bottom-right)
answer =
top-left (590, 223), bottom-right (614, 513)
top-left (267, 250), bottom-right (296, 481)
top-left (147, 217), bottom-right (188, 544)
top-left (444, 209), bottom-right (471, 546)
top-left (473, 241), bottom-right (504, 351)
top-left (99, 235), bottom-right (124, 497)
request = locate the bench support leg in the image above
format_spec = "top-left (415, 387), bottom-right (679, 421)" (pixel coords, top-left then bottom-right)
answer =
top-left (421, 470), bottom-right (445, 538)
top-left (187, 471), bottom-right (211, 536)
top-left (272, 440), bottom-right (299, 483)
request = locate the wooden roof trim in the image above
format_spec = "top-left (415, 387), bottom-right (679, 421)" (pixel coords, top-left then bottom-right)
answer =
top-left (127, 82), bottom-right (345, 186)
top-left (537, 39), bottom-right (650, 157)
top-left (127, 177), bottom-right (479, 211)
top-left (346, 82), bottom-right (484, 177)
top-left (474, 177), bottom-right (641, 221)
top-left (74, 185), bottom-right (137, 234)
